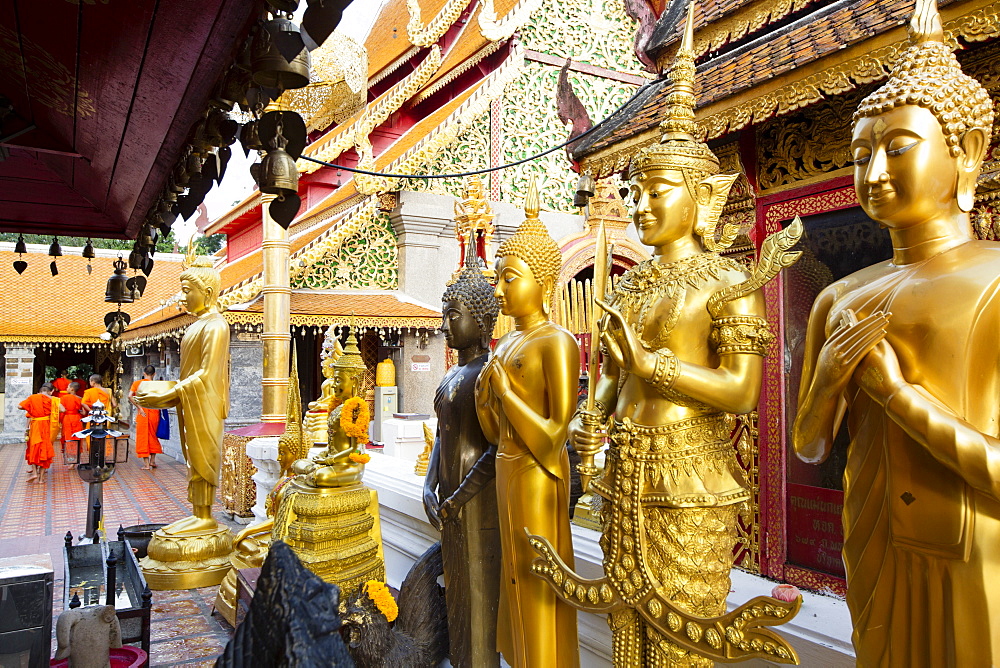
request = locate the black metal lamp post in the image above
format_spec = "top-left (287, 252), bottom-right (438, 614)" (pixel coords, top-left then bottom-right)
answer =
top-left (73, 402), bottom-right (123, 540)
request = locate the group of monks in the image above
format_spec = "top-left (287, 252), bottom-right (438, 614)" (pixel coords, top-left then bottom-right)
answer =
top-left (17, 366), bottom-right (163, 483)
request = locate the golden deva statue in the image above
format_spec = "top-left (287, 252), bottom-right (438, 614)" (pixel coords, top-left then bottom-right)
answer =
top-left (303, 329), bottom-right (345, 446)
top-left (474, 178), bottom-right (580, 668)
top-left (793, 0), bottom-right (1000, 663)
top-left (136, 257), bottom-right (233, 589)
top-left (529, 2), bottom-right (801, 664)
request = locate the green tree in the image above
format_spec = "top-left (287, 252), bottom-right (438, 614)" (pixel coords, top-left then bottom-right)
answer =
top-left (189, 234), bottom-right (226, 255)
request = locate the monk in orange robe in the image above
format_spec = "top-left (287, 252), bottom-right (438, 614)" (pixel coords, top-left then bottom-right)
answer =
top-left (19, 383), bottom-right (58, 483)
top-left (82, 374), bottom-right (116, 414)
top-left (60, 381), bottom-right (85, 469)
top-left (129, 365), bottom-right (162, 469)
top-left (51, 371), bottom-right (71, 397)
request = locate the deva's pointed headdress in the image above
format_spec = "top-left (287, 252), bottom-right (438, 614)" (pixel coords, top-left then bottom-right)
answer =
top-left (496, 178), bottom-right (562, 293)
top-left (629, 0), bottom-right (719, 181)
top-left (334, 319), bottom-right (367, 374)
top-left (855, 0), bottom-right (994, 156)
top-left (443, 241), bottom-right (500, 339)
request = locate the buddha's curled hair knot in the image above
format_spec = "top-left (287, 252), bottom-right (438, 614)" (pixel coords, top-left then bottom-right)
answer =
top-left (496, 179), bottom-right (562, 295)
top-left (856, 41), bottom-right (994, 157)
top-left (442, 264), bottom-right (500, 339)
top-left (179, 266), bottom-right (221, 299)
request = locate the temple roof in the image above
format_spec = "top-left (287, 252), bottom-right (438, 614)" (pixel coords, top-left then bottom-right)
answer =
top-left (0, 246), bottom-right (186, 345)
top-left (228, 290), bottom-right (441, 329)
top-left (571, 0), bottom-right (987, 169)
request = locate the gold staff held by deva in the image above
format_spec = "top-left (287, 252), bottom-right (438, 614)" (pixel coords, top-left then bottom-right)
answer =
top-left (793, 0), bottom-right (1000, 663)
top-left (526, 0), bottom-right (804, 665)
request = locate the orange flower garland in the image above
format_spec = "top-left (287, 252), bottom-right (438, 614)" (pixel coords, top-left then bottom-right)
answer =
top-left (364, 580), bottom-right (398, 622)
top-left (349, 451), bottom-right (371, 464)
top-left (340, 397), bottom-right (370, 445)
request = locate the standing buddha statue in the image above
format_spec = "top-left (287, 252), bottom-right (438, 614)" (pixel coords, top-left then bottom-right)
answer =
top-left (793, 0), bottom-right (1000, 663)
top-left (136, 256), bottom-right (233, 590)
top-left (424, 243), bottom-right (502, 668)
top-left (528, 2), bottom-right (801, 664)
top-left (474, 178), bottom-right (580, 668)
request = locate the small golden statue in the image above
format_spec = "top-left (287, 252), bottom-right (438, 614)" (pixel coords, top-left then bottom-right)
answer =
top-left (136, 256), bottom-right (233, 590)
top-left (528, 2), bottom-right (801, 664)
top-left (474, 178), bottom-right (580, 668)
top-left (276, 328), bottom-right (385, 594)
top-left (414, 422), bottom-right (432, 476)
top-left (303, 329), bottom-right (345, 446)
top-left (792, 0), bottom-right (1000, 663)
top-left (454, 175), bottom-right (496, 278)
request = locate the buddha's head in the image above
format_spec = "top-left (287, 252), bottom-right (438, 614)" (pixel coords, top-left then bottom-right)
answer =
top-left (179, 263), bottom-right (220, 315)
top-left (442, 244), bottom-right (500, 351)
top-left (852, 0), bottom-right (993, 227)
top-left (494, 179), bottom-right (562, 319)
top-left (331, 330), bottom-right (366, 401)
top-left (628, 1), bottom-right (737, 253)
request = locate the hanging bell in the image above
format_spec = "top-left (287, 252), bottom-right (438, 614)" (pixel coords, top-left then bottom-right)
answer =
top-left (251, 17), bottom-right (310, 90)
top-left (14, 234), bottom-right (26, 255)
top-left (259, 134), bottom-right (299, 198)
top-left (105, 258), bottom-right (134, 304)
top-left (128, 245), bottom-right (146, 271)
top-left (574, 172), bottom-right (597, 208)
top-left (48, 237), bottom-right (62, 257)
top-left (82, 239), bottom-right (96, 259)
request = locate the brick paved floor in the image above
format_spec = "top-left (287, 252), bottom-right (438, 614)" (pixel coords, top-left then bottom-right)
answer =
top-left (0, 442), bottom-right (236, 666)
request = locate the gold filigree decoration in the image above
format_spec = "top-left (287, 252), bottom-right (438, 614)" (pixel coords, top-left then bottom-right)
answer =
top-left (479, 0), bottom-right (545, 41)
top-left (299, 47), bottom-right (443, 174)
top-left (756, 90), bottom-right (862, 190)
top-left (279, 32), bottom-right (368, 133)
top-left (407, 0), bottom-right (474, 46)
top-left (225, 310), bottom-right (439, 331)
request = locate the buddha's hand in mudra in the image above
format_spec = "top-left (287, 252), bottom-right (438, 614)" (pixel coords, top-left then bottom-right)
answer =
top-left (134, 387), bottom-right (179, 409)
top-left (482, 358), bottom-right (511, 396)
top-left (816, 309), bottom-right (891, 401)
top-left (595, 297), bottom-right (655, 379)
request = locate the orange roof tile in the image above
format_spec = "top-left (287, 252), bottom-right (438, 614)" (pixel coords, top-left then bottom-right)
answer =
top-left (225, 290), bottom-right (441, 329)
top-left (0, 248), bottom-right (186, 342)
top-left (366, 0), bottom-right (456, 80)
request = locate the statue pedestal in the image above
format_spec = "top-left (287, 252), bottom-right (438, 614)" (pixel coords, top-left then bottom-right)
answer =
top-left (274, 479), bottom-right (385, 598)
top-left (246, 436), bottom-right (281, 524)
top-left (141, 525), bottom-right (234, 590)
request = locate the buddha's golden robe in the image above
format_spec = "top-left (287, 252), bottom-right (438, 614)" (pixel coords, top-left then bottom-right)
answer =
top-left (821, 242), bottom-right (1000, 666)
top-left (175, 310), bottom-right (230, 506)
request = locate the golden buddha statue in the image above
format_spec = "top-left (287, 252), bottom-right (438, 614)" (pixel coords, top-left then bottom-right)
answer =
top-left (135, 257), bottom-right (233, 589)
top-left (303, 330), bottom-right (344, 446)
top-left (528, 3), bottom-right (801, 664)
top-left (275, 328), bottom-right (385, 593)
top-left (474, 178), bottom-right (580, 668)
top-left (792, 0), bottom-right (1000, 663)
top-left (292, 329), bottom-right (367, 488)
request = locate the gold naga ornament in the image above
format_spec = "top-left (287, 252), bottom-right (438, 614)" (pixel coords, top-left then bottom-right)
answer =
top-left (528, 1), bottom-right (802, 664)
top-left (792, 0), bottom-right (1000, 663)
top-left (135, 255), bottom-right (234, 590)
top-left (474, 178), bottom-right (580, 668)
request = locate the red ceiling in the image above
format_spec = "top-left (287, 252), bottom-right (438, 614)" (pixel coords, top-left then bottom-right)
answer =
top-left (0, 0), bottom-right (260, 238)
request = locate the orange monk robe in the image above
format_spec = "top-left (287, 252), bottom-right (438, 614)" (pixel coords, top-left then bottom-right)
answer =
top-left (52, 377), bottom-right (70, 396)
top-left (82, 387), bottom-right (111, 411)
top-left (130, 379), bottom-right (162, 458)
top-left (19, 393), bottom-right (54, 469)
top-left (60, 394), bottom-right (84, 444)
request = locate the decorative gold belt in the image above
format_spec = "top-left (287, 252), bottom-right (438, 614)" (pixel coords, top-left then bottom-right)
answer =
top-left (610, 414), bottom-right (735, 458)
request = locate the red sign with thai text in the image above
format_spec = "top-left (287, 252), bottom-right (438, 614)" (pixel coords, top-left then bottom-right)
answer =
top-left (787, 483), bottom-right (845, 577)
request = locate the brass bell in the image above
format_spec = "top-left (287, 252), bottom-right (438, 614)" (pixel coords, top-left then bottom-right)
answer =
top-left (251, 17), bottom-right (310, 90)
top-left (105, 258), bottom-right (134, 304)
top-left (14, 234), bottom-right (26, 254)
top-left (574, 172), bottom-right (596, 208)
top-left (259, 130), bottom-right (298, 198)
top-left (140, 224), bottom-right (157, 248)
top-left (128, 245), bottom-right (146, 270)
top-left (48, 237), bottom-right (62, 257)
top-left (82, 239), bottom-right (95, 259)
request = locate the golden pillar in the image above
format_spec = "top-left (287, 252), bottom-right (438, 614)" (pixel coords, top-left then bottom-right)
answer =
top-left (260, 193), bottom-right (290, 423)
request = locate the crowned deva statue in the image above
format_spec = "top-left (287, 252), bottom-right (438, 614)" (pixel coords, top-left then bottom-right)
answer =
top-left (424, 242), bottom-right (503, 668)
top-left (528, 2), bottom-right (802, 664)
top-left (475, 178), bottom-right (580, 668)
top-left (136, 256), bottom-right (233, 589)
top-left (793, 0), bottom-right (1000, 663)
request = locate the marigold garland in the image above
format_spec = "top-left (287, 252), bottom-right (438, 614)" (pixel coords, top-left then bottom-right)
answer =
top-left (340, 397), bottom-right (370, 444)
top-left (364, 580), bottom-right (398, 622)
top-left (349, 451), bottom-right (371, 464)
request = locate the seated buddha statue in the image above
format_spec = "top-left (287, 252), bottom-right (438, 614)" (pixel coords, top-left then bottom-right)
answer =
top-left (293, 330), bottom-right (369, 488)
top-left (303, 337), bottom-right (344, 446)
